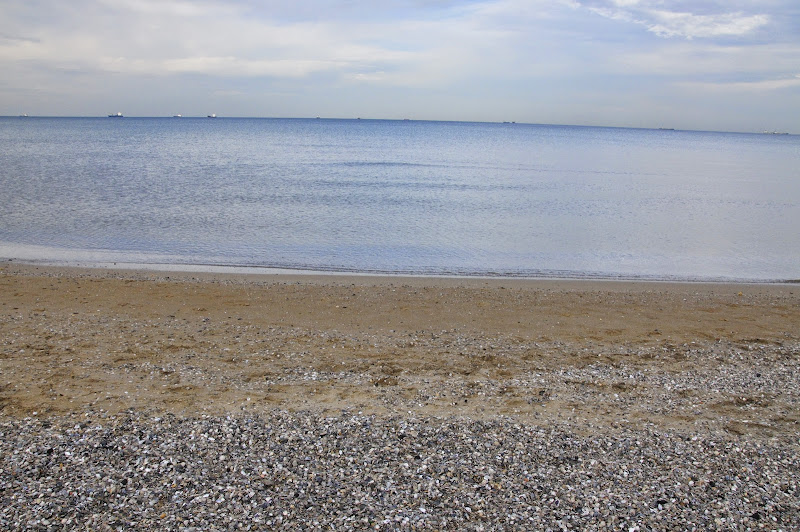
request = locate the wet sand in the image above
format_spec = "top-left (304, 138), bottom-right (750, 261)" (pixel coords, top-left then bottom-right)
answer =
top-left (2, 263), bottom-right (798, 440)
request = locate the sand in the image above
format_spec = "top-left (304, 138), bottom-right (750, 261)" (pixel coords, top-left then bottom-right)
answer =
top-left (1, 263), bottom-right (798, 441)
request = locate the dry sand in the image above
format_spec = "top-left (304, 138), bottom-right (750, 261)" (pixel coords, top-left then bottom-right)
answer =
top-left (2, 263), bottom-right (798, 441)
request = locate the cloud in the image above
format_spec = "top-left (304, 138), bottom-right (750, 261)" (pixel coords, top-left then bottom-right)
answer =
top-left (583, 1), bottom-right (770, 39)
top-left (645, 10), bottom-right (769, 39)
top-left (677, 74), bottom-right (800, 92)
top-left (612, 43), bottom-right (800, 77)
top-left (160, 57), bottom-right (344, 78)
top-left (0, 0), bottom-right (798, 131)
top-left (0, 1), bottom-right (424, 81)
top-left (13, 0), bottom-right (775, 91)
top-left (95, 0), bottom-right (235, 18)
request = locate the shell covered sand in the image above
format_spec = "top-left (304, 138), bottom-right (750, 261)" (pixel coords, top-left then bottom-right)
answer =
top-left (1, 265), bottom-right (799, 529)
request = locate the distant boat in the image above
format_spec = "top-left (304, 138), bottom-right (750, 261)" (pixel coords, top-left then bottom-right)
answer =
top-left (207, 113), bottom-right (217, 118)
top-left (19, 113), bottom-right (28, 117)
top-left (763, 131), bottom-right (788, 135)
top-left (173, 114), bottom-right (182, 118)
top-left (108, 112), bottom-right (123, 118)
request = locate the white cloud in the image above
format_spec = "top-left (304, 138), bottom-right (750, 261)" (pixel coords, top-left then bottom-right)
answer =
top-left (613, 43), bottom-right (800, 76)
top-left (0, 0), bottom-right (798, 130)
top-left (646, 10), bottom-right (769, 39)
top-left (0, 1), bottom-right (425, 80)
top-left (160, 57), bottom-right (344, 77)
top-left (95, 0), bottom-right (235, 18)
top-left (584, 1), bottom-right (770, 39)
top-left (677, 74), bottom-right (800, 92)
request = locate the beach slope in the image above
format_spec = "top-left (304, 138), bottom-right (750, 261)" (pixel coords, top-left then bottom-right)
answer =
top-left (1, 264), bottom-right (798, 529)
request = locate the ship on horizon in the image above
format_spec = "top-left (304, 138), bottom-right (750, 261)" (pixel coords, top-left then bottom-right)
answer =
top-left (108, 112), bottom-right (123, 118)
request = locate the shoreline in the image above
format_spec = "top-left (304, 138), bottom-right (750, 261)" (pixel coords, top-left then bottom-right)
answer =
top-left (2, 262), bottom-right (799, 529)
top-left (3, 257), bottom-right (799, 286)
top-left (2, 247), bottom-right (797, 284)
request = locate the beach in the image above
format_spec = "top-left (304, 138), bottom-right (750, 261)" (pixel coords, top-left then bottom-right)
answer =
top-left (2, 263), bottom-right (799, 529)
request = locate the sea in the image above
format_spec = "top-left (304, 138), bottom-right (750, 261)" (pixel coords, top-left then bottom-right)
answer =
top-left (1, 117), bottom-right (798, 282)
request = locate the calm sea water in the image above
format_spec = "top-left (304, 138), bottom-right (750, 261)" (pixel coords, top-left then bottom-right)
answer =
top-left (1, 117), bottom-right (798, 281)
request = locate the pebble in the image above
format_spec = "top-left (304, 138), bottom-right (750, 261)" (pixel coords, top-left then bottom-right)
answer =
top-left (1, 409), bottom-right (798, 530)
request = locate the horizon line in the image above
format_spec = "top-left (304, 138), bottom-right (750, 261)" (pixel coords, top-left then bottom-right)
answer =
top-left (2, 115), bottom-right (794, 136)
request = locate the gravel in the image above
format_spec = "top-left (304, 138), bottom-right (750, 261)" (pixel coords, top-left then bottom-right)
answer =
top-left (2, 409), bottom-right (798, 531)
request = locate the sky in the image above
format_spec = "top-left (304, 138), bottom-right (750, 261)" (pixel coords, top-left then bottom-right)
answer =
top-left (1, 0), bottom-right (798, 132)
